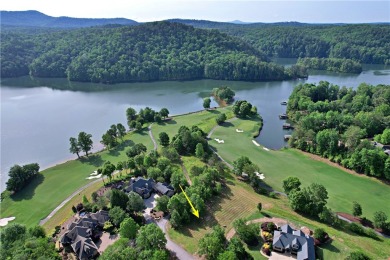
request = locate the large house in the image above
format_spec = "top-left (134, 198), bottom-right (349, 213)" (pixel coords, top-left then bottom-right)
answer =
top-left (125, 177), bottom-right (174, 198)
top-left (272, 224), bottom-right (315, 260)
top-left (60, 210), bottom-right (109, 260)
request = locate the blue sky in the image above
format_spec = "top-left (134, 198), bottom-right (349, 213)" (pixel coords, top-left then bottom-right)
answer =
top-left (1, 1), bottom-right (389, 23)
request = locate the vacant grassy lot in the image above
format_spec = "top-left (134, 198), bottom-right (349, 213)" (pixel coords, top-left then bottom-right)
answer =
top-left (1, 130), bottom-right (153, 227)
top-left (210, 118), bottom-right (390, 219)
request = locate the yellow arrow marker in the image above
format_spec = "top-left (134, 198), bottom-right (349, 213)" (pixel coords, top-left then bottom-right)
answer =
top-left (179, 185), bottom-right (200, 218)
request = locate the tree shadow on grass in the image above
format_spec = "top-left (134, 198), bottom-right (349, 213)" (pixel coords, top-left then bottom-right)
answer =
top-left (319, 240), bottom-right (340, 253)
top-left (208, 110), bottom-right (221, 114)
top-left (80, 154), bottom-right (104, 167)
top-left (11, 173), bottom-right (45, 201)
top-left (221, 122), bottom-right (234, 127)
top-left (117, 139), bottom-right (134, 151)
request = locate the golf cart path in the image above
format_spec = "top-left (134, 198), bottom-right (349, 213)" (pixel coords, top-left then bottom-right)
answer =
top-left (148, 123), bottom-right (158, 150)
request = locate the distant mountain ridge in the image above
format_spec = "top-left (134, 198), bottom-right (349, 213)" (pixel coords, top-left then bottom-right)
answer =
top-left (0, 10), bottom-right (138, 28)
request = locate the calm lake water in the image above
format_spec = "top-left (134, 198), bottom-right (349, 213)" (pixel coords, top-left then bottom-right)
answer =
top-left (1, 60), bottom-right (389, 191)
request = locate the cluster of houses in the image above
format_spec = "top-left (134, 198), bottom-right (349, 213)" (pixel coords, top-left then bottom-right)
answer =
top-left (60, 177), bottom-right (175, 259)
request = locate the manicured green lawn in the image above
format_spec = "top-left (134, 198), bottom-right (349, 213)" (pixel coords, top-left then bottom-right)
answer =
top-left (210, 118), bottom-right (390, 219)
top-left (152, 107), bottom-right (234, 147)
top-left (1, 130), bottom-right (153, 227)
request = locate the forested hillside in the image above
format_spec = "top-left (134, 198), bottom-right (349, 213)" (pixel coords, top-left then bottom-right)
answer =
top-left (297, 57), bottom-right (363, 74)
top-left (287, 82), bottom-right (390, 180)
top-left (0, 22), bottom-right (306, 83)
top-left (220, 24), bottom-right (390, 64)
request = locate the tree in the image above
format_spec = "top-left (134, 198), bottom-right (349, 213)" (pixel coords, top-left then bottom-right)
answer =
top-left (170, 170), bottom-right (188, 191)
top-left (233, 218), bottom-right (260, 245)
top-left (117, 123), bottom-right (126, 140)
top-left (110, 189), bottom-right (129, 210)
top-left (119, 217), bottom-right (139, 239)
top-left (126, 107), bottom-right (137, 122)
top-left (136, 224), bottom-right (167, 250)
top-left (195, 143), bottom-right (205, 160)
top-left (156, 195), bottom-right (170, 212)
top-left (380, 128), bottom-right (390, 144)
top-left (69, 137), bottom-right (81, 158)
top-left (0, 223), bottom-right (26, 249)
top-left (198, 225), bottom-right (226, 260)
top-left (314, 228), bottom-right (327, 243)
top-left (159, 108), bottom-right (169, 119)
top-left (217, 251), bottom-right (236, 260)
top-left (78, 131), bottom-right (93, 156)
top-left (288, 183), bottom-right (328, 217)
top-left (227, 237), bottom-right (247, 259)
top-left (352, 201), bottom-right (362, 217)
top-left (159, 132), bottom-right (170, 147)
top-left (6, 163), bottom-right (40, 193)
top-left (135, 121), bottom-right (143, 131)
top-left (373, 211), bottom-right (388, 229)
top-left (91, 191), bottom-right (98, 202)
top-left (102, 161), bottom-right (116, 182)
top-left (101, 132), bottom-right (117, 149)
top-left (216, 113), bottom-right (227, 125)
top-left (28, 225), bottom-right (46, 238)
top-left (109, 206), bottom-right (127, 227)
top-left (203, 97), bottom-right (211, 109)
top-left (127, 192), bottom-right (145, 212)
top-left (282, 176), bottom-right (301, 194)
top-left (233, 156), bottom-right (252, 175)
top-left (257, 202), bottom-right (262, 211)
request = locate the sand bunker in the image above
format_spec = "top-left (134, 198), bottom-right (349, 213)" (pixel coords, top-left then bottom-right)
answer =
top-left (86, 174), bottom-right (102, 180)
top-left (263, 147), bottom-right (270, 151)
top-left (252, 140), bottom-right (260, 146)
top-left (0, 217), bottom-right (16, 227)
top-left (90, 170), bottom-right (98, 176)
top-left (214, 138), bottom-right (225, 144)
top-left (255, 172), bottom-right (265, 180)
top-left (236, 129), bottom-right (244, 133)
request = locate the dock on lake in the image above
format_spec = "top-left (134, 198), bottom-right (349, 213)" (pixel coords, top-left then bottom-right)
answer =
top-left (283, 123), bottom-right (293, 129)
top-left (284, 135), bottom-right (292, 141)
top-left (279, 114), bottom-right (288, 119)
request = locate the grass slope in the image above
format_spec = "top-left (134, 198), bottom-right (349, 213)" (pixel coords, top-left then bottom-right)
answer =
top-left (210, 118), bottom-right (390, 219)
top-left (1, 129), bottom-right (153, 227)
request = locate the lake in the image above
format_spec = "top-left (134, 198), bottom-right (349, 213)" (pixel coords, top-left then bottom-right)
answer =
top-left (1, 61), bottom-right (389, 191)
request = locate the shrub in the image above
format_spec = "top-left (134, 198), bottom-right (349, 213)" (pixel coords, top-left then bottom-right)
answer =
top-left (257, 202), bottom-right (262, 211)
top-left (348, 223), bottom-right (365, 235)
top-left (345, 251), bottom-right (371, 260)
top-left (314, 228), bottom-right (328, 243)
top-left (364, 228), bottom-right (379, 240)
top-left (103, 221), bottom-right (114, 232)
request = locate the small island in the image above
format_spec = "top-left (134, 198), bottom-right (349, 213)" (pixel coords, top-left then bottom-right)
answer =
top-left (297, 57), bottom-right (363, 74)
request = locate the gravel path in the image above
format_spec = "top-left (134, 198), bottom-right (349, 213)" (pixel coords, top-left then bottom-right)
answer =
top-left (226, 217), bottom-right (292, 240)
top-left (148, 124), bottom-right (158, 151)
top-left (156, 218), bottom-right (195, 260)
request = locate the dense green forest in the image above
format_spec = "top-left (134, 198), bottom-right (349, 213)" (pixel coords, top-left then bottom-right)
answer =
top-left (220, 24), bottom-right (390, 64)
top-left (297, 57), bottom-right (363, 73)
top-left (287, 82), bottom-right (390, 180)
top-left (0, 22), bottom-right (306, 83)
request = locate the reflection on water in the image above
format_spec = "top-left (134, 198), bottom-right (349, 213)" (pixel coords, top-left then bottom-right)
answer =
top-left (1, 60), bottom-right (389, 191)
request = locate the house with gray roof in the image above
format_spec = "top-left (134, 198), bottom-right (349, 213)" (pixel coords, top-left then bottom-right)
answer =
top-left (272, 224), bottom-right (315, 260)
top-left (60, 210), bottom-right (109, 259)
top-left (154, 182), bottom-right (174, 197)
top-left (125, 177), bottom-right (156, 198)
top-left (125, 177), bottom-right (175, 198)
